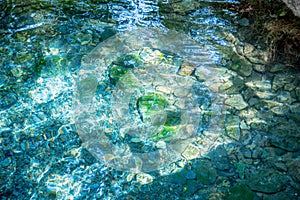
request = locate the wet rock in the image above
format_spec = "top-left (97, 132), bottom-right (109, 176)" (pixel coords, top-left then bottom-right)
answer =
top-left (230, 54), bottom-right (252, 77)
top-left (284, 83), bottom-right (296, 91)
top-left (268, 120), bottom-right (300, 151)
top-left (169, 169), bottom-right (187, 184)
top-left (156, 85), bottom-right (172, 94)
top-left (263, 187), bottom-right (300, 200)
top-left (225, 94), bottom-right (248, 110)
top-left (270, 63), bottom-right (286, 73)
top-left (225, 116), bottom-right (241, 141)
top-left (184, 180), bottom-right (201, 196)
top-left (276, 91), bottom-right (294, 104)
top-left (15, 51), bottom-right (33, 64)
top-left (282, 0), bottom-right (300, 17)
top-left (238, 64), bottom-right (253, 77)
top-left (243, 43), bottom-right (269, 65)
top-left (184, 170), bottom-right (196, 180)
top-left (253, 64), bottom-right (266, 72)
top-left (272, 73), bottom-right (295, 90)
top-left (251, 147), bottom-right (263, 159)
top-left (222, 76), bottom-right (245, 94)
top-left (289, 102), bottom-right (300, 114)
top-left (245, 80), bottom-right (272, 91)
top-left (254, 91), bottom-right (275, 99)
top-left (0, 75), bottom-right (9, 88)
top-left (195, 66), bottom-right (228, 81)
top-left (270, 105), bottom-right (289, 115)
top-left (173, 87), bottom-right (191, 97)
top-left (76, 32), bottom-right (92, 45)
top-left (295, 87), bottom-right (300, 100)
top-left (287, 159), bottom-right (300, 182)
top-left (209, 145), bottom-right (231, 171)
top-left (247, 169), bottom-right (289, 193)
top-left (178, 62), bottom-right (195, 76)
top-left (11, 67), bottom-right (24, 78)
top-left (182, 144), bottom-right (200, 160)
top-left (224, 184), bottom-right (254, 200)
top-left (273, 162), bottom-right (287, 172)
top-left (219, 80), bottom-right (233, 92)
top-left (136, 173), bottom-right (154, 185)
top-left (193, 160), bottom-right (217, 185)
top-left (0, 93), bottom-right (18, 109)
top-left (234, 162), bottom-right (247, 179)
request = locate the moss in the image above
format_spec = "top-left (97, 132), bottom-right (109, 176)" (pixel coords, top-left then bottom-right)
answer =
top-left (34, 58), bottom-right (46, 75)
top-left (164, 111), bottom-right (182, 126)
top-left (151, 125), bottom-right (179, 142)
top-left (108, 64), bottom-right (129, 85)
top-left (34, 56), bottom-right (68, 77)
top-left (137, 93), bottom-right (169, 116)
top-left (109, 53), bottom-right (144, 84)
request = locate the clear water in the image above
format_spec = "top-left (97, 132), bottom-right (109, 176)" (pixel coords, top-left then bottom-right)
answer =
top-left (0, 0), bottom-right (299, 199)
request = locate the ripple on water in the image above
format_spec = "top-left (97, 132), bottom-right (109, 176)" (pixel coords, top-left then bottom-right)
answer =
top-left (74, 27), bottom-right (226, 172)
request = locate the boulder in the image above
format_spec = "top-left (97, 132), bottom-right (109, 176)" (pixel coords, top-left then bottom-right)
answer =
top-left (282, 0), bottom-right (300, 17)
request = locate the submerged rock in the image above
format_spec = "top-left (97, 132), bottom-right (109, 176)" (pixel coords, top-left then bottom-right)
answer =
top-left (225, 94), bottom-right (248, 110)
top-left (0, 92), bottom-right (18, 109)
top-left (192, 160), bottom-right (217, 185)
top-left (247, 169), bottom-right (289, 193)
top-left (225, 184), bottom-right (254, 200)
top-left (287, 159), bottom-right (300, 183)
top-left (75, 28), bottom-right (226, 172)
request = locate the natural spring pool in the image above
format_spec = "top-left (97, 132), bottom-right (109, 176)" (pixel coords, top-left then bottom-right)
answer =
top-left (0, 0), bottom-right (299, 199)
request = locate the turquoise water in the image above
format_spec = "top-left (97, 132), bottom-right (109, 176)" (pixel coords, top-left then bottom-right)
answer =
top-left (0, 0), bottom-right (299, 199)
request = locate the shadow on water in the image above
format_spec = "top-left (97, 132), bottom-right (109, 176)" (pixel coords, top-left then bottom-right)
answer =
top-left (0, 0), bottom-right (300, 200)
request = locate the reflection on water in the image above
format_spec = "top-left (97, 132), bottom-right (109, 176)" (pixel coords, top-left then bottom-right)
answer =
top-left (0, 0), bottom-right (300, 199)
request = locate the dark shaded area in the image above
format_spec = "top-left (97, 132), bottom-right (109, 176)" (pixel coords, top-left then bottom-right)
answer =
top-left (123, 134), bottom-right (299, 199)
top-left (229, 0), bottom-right (300, 68)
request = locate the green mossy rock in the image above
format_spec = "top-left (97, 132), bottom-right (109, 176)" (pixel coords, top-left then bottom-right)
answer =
top-left (108, 64), bottom-right (129, 85)
top-left (137, 93), bottom-right (169, 116)
top-left (225, 184), bottom-right (255, 200)
top-left (151, 126), bottom-right (179, 142)
top-left (108, 53), bottom-right (143, 85)
top-left (193, 160), bottom-right (217, 185)
top-left (247, 169), bottom-right (289, 193)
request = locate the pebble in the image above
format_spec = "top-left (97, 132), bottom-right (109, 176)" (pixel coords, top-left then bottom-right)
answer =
top-left (156, 85), bottom-right (172, 94)
top-left (136, 173), bottom-right (154, 185)
top-left (178, 62), bottom-right (195, 76)
top-left (173, 87), bottom-right (191, 97)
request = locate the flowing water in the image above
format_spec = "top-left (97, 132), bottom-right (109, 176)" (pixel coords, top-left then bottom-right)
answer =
top-left (0, 0), bottom-right (299, 199)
